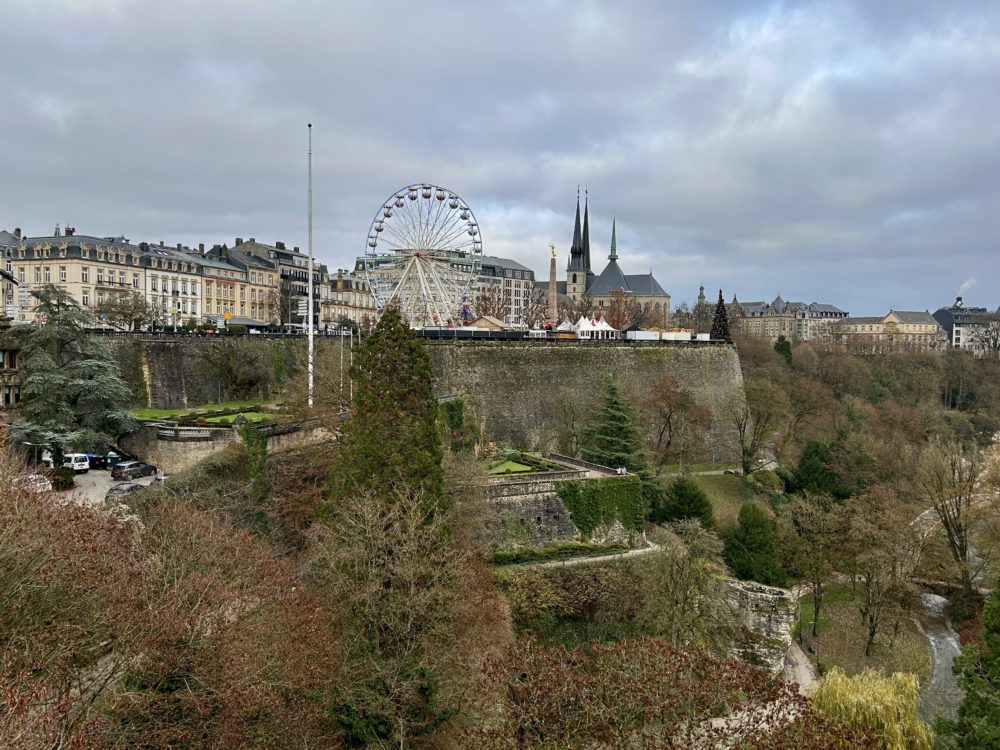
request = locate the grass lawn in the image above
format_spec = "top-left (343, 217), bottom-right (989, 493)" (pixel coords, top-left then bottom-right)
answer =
top-left (689, 474), bottom-right (753, 528)
top-left (797, 583), bottom-right (930, 682)
top-left (132, 400), bottom-right (276, 421)
top-left (488, 460), bottom-right (535, 475)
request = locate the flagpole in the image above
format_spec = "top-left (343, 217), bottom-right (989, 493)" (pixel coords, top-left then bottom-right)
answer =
top-left (307, 123), bottom-right (314, 409)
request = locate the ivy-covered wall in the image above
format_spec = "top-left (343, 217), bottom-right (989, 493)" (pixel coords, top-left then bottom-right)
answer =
top-left (555, 475), bottom-right (646, 539)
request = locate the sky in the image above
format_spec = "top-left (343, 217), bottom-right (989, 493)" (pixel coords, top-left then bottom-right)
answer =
top-left (1, 0), bottom-right (998, 315)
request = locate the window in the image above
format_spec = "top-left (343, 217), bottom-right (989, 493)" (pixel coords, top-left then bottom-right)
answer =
top-left (59, 266), bottom-right (67, 282)
top-left (151, 277), bottom-right (158, 292)
top-left (133, 273), bottom-right (139, 288)
top-left (82, 290), bottom-right (90, 306)
top-left (97, 292), bottom-right (105, 304)
top-left (82, 266), bottom-right (89, 283)
top-left (18, 269), bottom-right (24, 283)
top-left (97, 269), bottom-right (105, 283)
top-left (181, 281), bottom-right (187, 294)
top-left (118, 271), bottom-right (125, 286)
top-left (34, 268), bottom-right (41, 283)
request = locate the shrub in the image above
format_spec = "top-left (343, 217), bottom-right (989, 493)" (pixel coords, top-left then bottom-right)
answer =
top-left (724, 502), bottom-right (786, 587)
top-left (52, 467), bottom-right (75, 491)
top-left (651, 476), bottom-right (715, 528)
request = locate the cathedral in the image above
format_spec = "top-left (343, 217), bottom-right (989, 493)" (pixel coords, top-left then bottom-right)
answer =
top-left (564, 193), bottom-right (671, 328)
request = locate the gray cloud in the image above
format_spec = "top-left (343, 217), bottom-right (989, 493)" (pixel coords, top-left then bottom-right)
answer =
top-left (1, 0), bottom-right (998, 314)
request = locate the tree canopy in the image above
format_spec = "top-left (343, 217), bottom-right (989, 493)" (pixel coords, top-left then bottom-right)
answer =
top-left (724, 502), bottom-right (787, 587)
top-left (652, 476), bottom-right (715, 528)
top-left (326, 306), bottom-right (443, 508)
top-left (579, 378), bottom-right (648, 474)
top-left (9, 285), bottom-right (136, 463)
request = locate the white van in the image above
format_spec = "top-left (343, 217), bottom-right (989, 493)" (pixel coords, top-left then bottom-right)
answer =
top-left (63, 454), bottom-right (91, 473)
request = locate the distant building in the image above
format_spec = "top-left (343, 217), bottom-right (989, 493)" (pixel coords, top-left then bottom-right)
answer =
top-left (835, 310), bottom-right (948, 354)
top-left (478, 255), bottom-right (536, 327)
top-left (238, 237), bottom-right (328, 325)
top-left (739, 296), bottom-right (849, 342)
top-left (564, 195), bottom-right (670, 328)
top-left (0, 228), bottom-right (22, 318)
top-left (932, 297), bottom-right (995, 354)
top-left (323, 268), bottom-right (377, 328)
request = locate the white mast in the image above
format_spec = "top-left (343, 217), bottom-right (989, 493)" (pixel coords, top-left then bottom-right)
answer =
top-left (307, 122), bottom-right (314, 409)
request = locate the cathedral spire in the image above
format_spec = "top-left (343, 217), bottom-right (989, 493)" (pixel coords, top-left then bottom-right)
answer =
top-left (568, 188), bottom-right (583, 270)
top-left (609, 215), bottom-right (617, 261)
top-left (582, 188), bottom-right (591, 272)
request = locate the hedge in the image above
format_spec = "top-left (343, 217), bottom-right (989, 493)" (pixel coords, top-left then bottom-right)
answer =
top-left (555, 474), bottom-right (647, 538)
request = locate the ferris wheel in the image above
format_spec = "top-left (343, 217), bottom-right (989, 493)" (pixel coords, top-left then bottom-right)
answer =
top-left (364, 183), bottom-right (483, 327)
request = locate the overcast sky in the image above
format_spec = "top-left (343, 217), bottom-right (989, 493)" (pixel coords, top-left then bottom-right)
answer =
top-left (1, 0), bottom-right (998, 314)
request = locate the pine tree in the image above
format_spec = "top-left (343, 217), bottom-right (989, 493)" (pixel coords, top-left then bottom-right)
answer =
top-left (950, 580), bottom-right (1000, 748)
top-left (724, 502), bottom-right (786, 586)
top-left (326, 306), bottom-right (443, 508)
top-left (10, 285), bottom-right (136, 464)
top-left (579, 378), bottom-right (648, 473)
top-left (652, 476), bottom-right (716, 528)
top-left (774, 334), bottom-right (793, 366)
top-left (710, 289), bottom-right (732, 342)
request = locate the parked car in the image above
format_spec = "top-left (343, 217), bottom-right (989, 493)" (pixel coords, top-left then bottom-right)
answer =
top-left (105, 482), bottom-right (146, 501)
top-left (111, 461), bottom-right (158, 480)
top-left (63, 454), bottom-right (91, 473)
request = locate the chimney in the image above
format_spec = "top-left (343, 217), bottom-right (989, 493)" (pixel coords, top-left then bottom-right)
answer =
top-left (14, 227), bottom-right (21, 238)
top-left (293, 246), bottom-right (299, 252)
top-left (176, 243), bottom-right (182, 251)
top-left (198, 243), bottom-right (205, 254)
top-left (65, 226), bottom-right (75, 237)
top-left (249, 237), bottom-right (255, 243)
top-left (275, 241), bottom-right (285, 250)
top-left (235, 237), bottom-right (243, 246)
top-left (159, 240), bottom-right (165, 248)
top-left (337, 269), bottom-right (344, 291)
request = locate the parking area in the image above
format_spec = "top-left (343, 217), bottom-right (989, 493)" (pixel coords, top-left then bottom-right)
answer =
top-left (61, 469), bottom-right (158, 507)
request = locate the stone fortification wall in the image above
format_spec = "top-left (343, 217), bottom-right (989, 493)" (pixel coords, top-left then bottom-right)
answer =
top-left (484, 478), bottom-right (580, 548)
top-left (109, 339), bottom-right (745, 457)
top-left (429, 343), bottom-right (745, 456)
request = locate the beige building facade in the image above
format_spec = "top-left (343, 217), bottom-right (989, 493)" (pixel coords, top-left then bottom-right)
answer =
top-left (835, 311), bottom-right (948, 354)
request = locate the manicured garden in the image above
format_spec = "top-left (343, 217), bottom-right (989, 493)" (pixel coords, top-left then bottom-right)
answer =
top-left (131, 400), bottom-right (282, 426)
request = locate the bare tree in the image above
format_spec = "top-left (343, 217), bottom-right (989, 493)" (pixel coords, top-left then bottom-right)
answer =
top-left (643, 375), bottom-right (712, 470)
top-left (970, 312), bottom-right (1000, 358)
top-left (475, 282), bottom-right (509, 321)
top-left (606, 288), bottom-right (632, 329)
top-left (725, 378), bottom-right (788, 475)
top-left (919, 441), bottom-right (985, 597)
top-left (94, 291), bottom-right (156, 331)
top-left (522, 286), bottom-right (549, 329)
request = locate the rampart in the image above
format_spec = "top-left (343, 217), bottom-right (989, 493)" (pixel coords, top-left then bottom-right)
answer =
top-left (104, 338), bottom-right (744, 457)
top-left (428, 342), bottom-right (744, 457)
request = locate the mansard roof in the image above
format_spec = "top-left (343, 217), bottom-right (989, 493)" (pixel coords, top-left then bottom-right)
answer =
top-left (624, 273), bottom-right (667, 297)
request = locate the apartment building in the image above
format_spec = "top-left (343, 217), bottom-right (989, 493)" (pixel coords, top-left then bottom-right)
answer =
top-left (9, 229), bottom-right (146, 322)
top-left (932, 297), bottom-right (997, 354)
top-left (141, 243), bottom-right (203, 325)
top-left (323, 269), bottom-right (377, 328)
top-left (235, 238), bottom-right (327, 324)
top-left (204, 244), bottom-right (279, 324)
top-left (740, 296), bottom-right (849, 342)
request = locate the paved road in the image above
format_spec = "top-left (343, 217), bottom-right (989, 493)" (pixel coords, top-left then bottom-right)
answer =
top-left (57, 469), bottom-right (157, 507)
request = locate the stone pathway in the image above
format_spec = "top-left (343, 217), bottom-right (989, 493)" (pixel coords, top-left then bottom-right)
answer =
top-left (522, 542), bottom-right (661, 569)
top-left (782, 641), bottom-right (818, 694)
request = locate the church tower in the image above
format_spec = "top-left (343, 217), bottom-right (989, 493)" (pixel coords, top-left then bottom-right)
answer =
top-left (566, 190), bottom-right (593, 301)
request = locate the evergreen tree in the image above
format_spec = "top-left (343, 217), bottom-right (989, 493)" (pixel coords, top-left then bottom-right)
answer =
top-left (10, 285), bottom-right (136, 464)
top-left (724, 502), bottom-right (786, 586)
top-left (580, 378), bottom-right (647, 473)
top-left (774, 334), bottom-right (793, 366)
top-left (652, 476), bottom-right (715, 528)
top-left (710, 289), bottom-right (732, 343)
top-left (950, 580), bottom-right (1000, 748)
top-left (792, 441), bottom-right (850, 500)
top-left (326, 306), bottom-right (443, 508)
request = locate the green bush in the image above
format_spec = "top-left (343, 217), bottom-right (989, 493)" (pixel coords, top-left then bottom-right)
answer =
top-left (651, 477), bottom-right (715, 528)
top-left (751, 469), bottom-right (784, 494)
top-left (724, 502), bottom-right (787, 587)
top-left (556, 475), bottom-right (646, 538)
top-left (440, 398), bottom-right (464, 432)
top-left (52, 467), bottom-right (75, 491)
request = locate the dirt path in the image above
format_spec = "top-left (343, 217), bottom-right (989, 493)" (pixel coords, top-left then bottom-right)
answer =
top-left (782, 641), bottom-right (818, 694)
top-left (521, 542), bottom-right (661, 569)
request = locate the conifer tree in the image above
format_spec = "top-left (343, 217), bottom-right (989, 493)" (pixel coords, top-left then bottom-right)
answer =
top-left (10, 285), bottom-right (136, 464)
top-left (950, 579), bottom-right (1000, 748)
top-left (724, 501), bottom-right (786, 586)
top-left (326, 306), bottom-right (443, 508)
top-left (774, 334), bottom-right (793, 366)
top-left (652, 476), bottom-right (715, 528)
top-left (710, 289), bottom-right (732, 343)
top-left (579, 378), bottom-right (648, 473)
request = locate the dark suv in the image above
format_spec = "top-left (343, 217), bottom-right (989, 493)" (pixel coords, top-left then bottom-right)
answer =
top-left (111, 461), bottom-right (158, 480)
